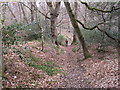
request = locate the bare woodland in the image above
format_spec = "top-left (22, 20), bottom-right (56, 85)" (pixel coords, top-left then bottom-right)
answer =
top-left (0, 0), bottom-right (120, 89)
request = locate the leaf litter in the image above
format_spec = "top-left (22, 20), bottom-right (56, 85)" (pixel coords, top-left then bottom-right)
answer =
top-left (2, 41), bottom-right (119, 88)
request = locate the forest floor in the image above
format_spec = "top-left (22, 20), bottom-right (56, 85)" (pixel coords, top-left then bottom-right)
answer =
top-left (2, 41), bottom-right (119, 88)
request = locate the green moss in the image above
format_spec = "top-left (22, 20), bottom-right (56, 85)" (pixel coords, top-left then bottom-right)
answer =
top-left (0, 70), bottom-right (2, 77)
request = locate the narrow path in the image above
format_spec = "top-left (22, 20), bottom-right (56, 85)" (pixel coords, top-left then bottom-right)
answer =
top-left (55, 46), bottom-right (92, 88)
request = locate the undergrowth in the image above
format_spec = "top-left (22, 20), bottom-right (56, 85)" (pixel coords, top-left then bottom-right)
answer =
top-left (29, 62), bottom-right (62, 76)
top-left (53, 45), bottom-right (64, 55)
top-left (72, 47), bottom-right (79, 52)
top-left (14, 45), bottom-right (63, 76)
top-left (28, 53), bottom-right (63, 76)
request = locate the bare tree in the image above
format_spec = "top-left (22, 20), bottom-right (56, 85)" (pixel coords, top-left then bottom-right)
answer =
top-left (46, 2), bottom-right (61, 42)
top-left (7, 4), bottom-right (17, 23)
top-left (118, 2), bottom-right (120, 56)
top-left (77, 1), bottom-right (120, 42)
top-left (64, 2), bottom-right (91, 59)
top-left (71, 2), bottom-right (78, 45)
top-left (29, 2), bottom-right (34, 23)
top-left (19, 2), bottom-right (29, 24)
top-left (17, 3), bottom-right (22, 23)
top-left (1, 3), bottom-right (7, 83)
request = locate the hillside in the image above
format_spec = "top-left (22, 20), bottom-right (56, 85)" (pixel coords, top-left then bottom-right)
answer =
top-left (2, 41), bottom-right (118, 88)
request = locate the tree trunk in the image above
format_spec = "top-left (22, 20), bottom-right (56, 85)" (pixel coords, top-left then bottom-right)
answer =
top-left (50, 17), bottom-right (56, 38)
top-left (34, 2), bottom-right (38, 21)
top-left (19, 3), bottom-right (29, 24)
top-left (64, 2), bottom-right (91, 59)
top-left (18, 3), bottom-right (22, 23)
top-left (71, 2), bottom-right (78, 45)
top-left (7, 4), bottom-right (17, 23)
top-left (1, 3), bottom-right (7, 82)
top-left (30, 2), bottom-right (34, 23)
top-left (46, 2), bottom-right (61, 42)
top-left (118, 2), bottom-right (120, 57)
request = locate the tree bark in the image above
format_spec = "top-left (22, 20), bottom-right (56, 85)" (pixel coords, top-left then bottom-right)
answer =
top-left (71, 2), bottom-right (78, 45)
top-left (18, 3), bottom-right (22, 23)
top-left (64, 2), bottom-right (91, 59)
top-left (30, 2), bottom-right (34, 23)
top-left (118, 2), bottom-right (120, 56)
top-left (46, 2), bottom-right (61, 41)
top-left (19, 3), bottom-right (29, 24)
top-left (1, 3), bottom-right (7, 83)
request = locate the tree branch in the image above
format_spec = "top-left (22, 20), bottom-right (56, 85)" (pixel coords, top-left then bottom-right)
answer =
top-left (97, 26), bottom-right (118, 42)
top-left (7, 4), bottom-right (17, 22)
top-left (76, 19), bottom-right (119, 42)
top-left (80, 1), bottom-right (120, 13)
top-left (21, 2), bottom-right (50, 19)
top-left (76, 20), bottom-right (104, 30)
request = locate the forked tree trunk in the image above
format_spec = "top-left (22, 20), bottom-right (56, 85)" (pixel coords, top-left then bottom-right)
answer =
top-left (46, 2), bottom-right (61, 42)
top-left (64, 2), bottom-right (91, 59)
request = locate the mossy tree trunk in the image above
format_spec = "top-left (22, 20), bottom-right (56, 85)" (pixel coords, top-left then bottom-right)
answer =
top-left (1, 3), bottom-right (7, 80)
top-left (71, 2), bottom-right (78, 45)
top-left (64, 2), bottom-right (91, 59)
top-left (118, 2), bottom-right (120, 57)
